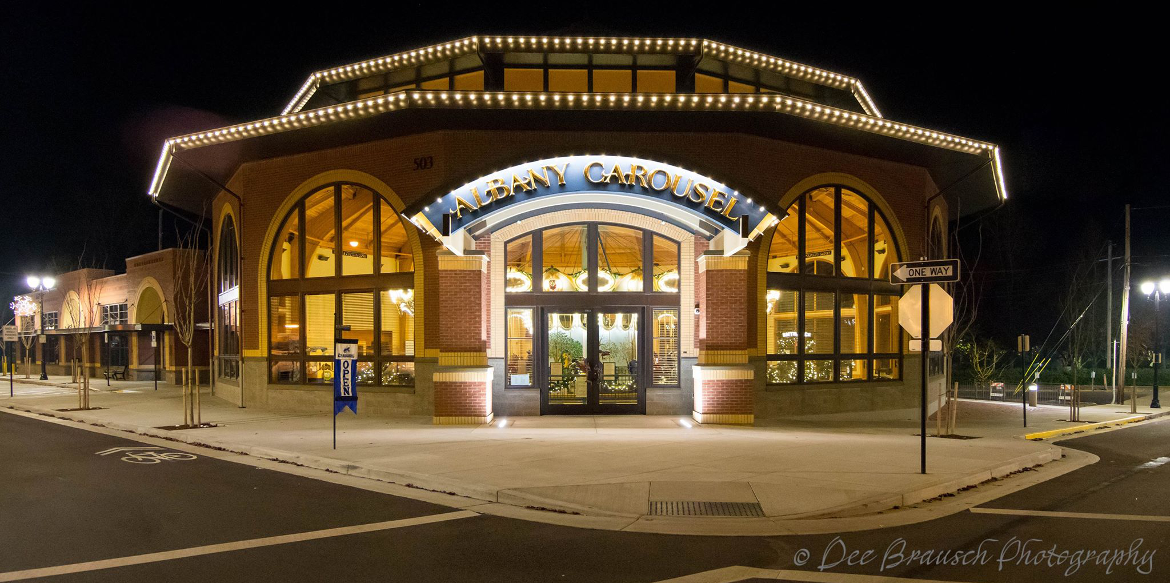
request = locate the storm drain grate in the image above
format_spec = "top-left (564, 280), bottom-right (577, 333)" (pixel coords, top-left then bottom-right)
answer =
top-left (649, 501), bottom-right (765, 517)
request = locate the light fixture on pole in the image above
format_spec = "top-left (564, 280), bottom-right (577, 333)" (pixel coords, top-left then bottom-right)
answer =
top-left (1139, 278), bottom-right (1170, 409)
top-left (26, 275), bottom-right (56, 381)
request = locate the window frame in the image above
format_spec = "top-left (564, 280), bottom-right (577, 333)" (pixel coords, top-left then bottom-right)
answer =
top-left (766, 185), bottom-right (903, 385)
top-left (503, 222), bottom-right (682, 390)
top-left (266, 182), bottom-right (415, 386)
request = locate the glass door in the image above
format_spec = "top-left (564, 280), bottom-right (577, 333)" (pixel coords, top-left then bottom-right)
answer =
top-left (545, 310), bottom-right (590, 409)
top-left (596, 311), bottom-right (641, 408)
top-left (540, 308), bottom-right (645, 414)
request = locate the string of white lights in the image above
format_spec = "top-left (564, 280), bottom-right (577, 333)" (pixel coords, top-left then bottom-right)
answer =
top-left (280, 36), bottom-right (883, 119)
top-left (151, 90), bottom-right (1005, 201)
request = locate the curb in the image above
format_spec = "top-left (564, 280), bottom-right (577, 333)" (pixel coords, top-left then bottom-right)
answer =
top-left (1024, 411), bottom-right (1169, 441)
top-left (3, 402), bottom-right (1062, 529)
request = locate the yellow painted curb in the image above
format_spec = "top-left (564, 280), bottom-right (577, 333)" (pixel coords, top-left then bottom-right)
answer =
top-left (1025, 414), bottom-right (1153, 440)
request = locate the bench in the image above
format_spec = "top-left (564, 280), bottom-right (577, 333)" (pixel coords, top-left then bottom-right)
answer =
top-left (103, 365), bottom-right (128, 381)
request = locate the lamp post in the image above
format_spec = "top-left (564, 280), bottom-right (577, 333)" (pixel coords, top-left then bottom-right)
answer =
top-left (1139, 278), bottom-right (1170, 409)
top-left (26, 275), bottom-right (56, 381)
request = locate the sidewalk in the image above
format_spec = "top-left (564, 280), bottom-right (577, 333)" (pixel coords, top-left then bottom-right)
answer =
top-left (5, 377), bottom-right (1136, 534)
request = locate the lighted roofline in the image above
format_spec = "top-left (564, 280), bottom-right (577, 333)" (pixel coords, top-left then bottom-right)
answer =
top-left (150, 90), bottom-right (1005, 203)
top-left (279, 36), bottom-right (883, 118)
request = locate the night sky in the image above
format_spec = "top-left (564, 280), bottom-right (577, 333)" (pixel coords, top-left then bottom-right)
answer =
top-left (2, 5), bottom-right (1166, 352)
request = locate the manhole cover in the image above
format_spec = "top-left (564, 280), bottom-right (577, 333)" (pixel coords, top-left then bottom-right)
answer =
top-left (648, 501), bottom-right (764, 517)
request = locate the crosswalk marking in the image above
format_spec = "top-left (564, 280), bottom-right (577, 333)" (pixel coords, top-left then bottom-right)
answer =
top-left (970, 507), bottom-right (1170, 522)
top-left (0, 510), bottom-right (478, 582)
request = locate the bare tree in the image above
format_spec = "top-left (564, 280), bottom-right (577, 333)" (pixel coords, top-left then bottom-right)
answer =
top-left (61, 267), bottom-right (105, 410)
top-left (961, 336), bottom-right (1009, 389)
top-left (1059, 251), bottom-right (1100, 389)
top-left (168, 218), bottom-right (210, 428)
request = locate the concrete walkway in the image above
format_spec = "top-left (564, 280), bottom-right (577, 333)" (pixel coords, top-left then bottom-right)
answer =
top-left (4, 376), bottom-right (1140, 533)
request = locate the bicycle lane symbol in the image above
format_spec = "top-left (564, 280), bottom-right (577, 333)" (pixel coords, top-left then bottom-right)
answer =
top-left (96, 446), bottom-right (198, 464)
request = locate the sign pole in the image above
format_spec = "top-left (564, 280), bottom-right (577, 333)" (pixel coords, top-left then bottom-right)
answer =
top-left (920, 283), bottom-right (929, 475)
top-left (9, 341), bottom-right (13, 398)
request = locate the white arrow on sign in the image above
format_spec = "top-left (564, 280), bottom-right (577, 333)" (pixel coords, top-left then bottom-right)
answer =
top-left (897, 284), bottom-right (954, 339)
top-left (894, 263), bottom-right (955, 282)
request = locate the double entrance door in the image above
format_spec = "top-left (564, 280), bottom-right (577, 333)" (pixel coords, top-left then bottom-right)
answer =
top-left (540, 307), bottom-right (645, 414)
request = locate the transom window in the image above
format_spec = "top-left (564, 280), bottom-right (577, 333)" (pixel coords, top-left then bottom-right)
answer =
top-left (505, 223), bottom-right (680, 294)
top-left (766, 185), bottom-right (903, 384)
top-left (267, 183), bottom-right (415, 386)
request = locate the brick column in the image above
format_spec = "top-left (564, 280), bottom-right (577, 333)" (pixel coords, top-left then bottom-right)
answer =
top-left (432, 251), bottom-right (494, 425)
top-left (693, 251), bottom-right (754, 424)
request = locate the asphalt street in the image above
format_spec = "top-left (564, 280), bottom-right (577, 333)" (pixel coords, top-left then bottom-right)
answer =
top-left (2, 410), bottom-right (1167, 583)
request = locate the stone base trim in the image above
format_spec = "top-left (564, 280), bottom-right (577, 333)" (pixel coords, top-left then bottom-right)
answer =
top-left (433, 366), bottom-right (493, 382)
top-left (692, 411), bottom-right (754, 425)
top-left (692, 364), bottom-right (754, 381)
top-left (696, 252), bottom-right (749, 272)
top-left (433, 413), bottom-right (495, 425)
top-left (437, 252), bottom-right (489, 272)
top-left (437, 352), bottom-right (489, 367)
top-left (697, 350), bottom-right (751, 365)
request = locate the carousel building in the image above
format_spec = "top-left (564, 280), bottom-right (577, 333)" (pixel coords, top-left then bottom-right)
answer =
top-left (148, 36), bottom-right (1006, 424)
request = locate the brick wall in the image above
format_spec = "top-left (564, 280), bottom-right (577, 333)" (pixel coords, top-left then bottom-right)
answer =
top-left (433, 380), bottom-right (492, 418)
top-left (699, 266), bottom-right (749, 351)
top-left (697, 379), bottom-right (754, 415)
top-left (224, 130), bottom-right (936, 355)
top-left (436, 267), bottom-right (488, 352)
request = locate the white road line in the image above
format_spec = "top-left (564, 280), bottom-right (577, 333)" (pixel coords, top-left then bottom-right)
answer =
top-left (970, 507), bottom-right (1170, 522)
top-left (0, 510), bottom-right (478, 582)
top-left (1140, 456), bottom-right (1170, 469)
top-left (652, 566), bottom-right (972, 583)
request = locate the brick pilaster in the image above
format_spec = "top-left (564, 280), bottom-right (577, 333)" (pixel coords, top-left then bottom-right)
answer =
top-left (693, 251), bottom-right (754, 424)
top-left (433, 251), bottom-right (493, 424)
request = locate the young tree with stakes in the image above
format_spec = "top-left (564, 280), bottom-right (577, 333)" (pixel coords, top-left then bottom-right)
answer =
top-left (168, 218), bottom-right (210, 428)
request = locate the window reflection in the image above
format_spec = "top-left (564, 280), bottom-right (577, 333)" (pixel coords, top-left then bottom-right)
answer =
top-left (304, 187), bottom-right (336, 278)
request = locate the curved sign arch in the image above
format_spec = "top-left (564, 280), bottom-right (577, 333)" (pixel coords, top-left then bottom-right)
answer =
top-left (408, 155), bottom-right (779, 255)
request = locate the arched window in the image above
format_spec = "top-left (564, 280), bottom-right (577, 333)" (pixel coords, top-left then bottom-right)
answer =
top-left (217, 215), bottom-right (240, 379)
top-left (765, 185), bottom-right (903, 384)
top-left (267, 183), bottom-right (415, 387)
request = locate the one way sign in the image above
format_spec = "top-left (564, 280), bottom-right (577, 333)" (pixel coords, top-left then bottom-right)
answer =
top-left (889, 259), bottom-right (960, 285)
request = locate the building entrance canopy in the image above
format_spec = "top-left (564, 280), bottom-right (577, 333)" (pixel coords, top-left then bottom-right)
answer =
top-left (407, 155), bottom-right (779, 255)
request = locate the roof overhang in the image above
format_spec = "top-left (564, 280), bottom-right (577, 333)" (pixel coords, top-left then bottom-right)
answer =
top-left (149, 91), bottom-right (1006, 220)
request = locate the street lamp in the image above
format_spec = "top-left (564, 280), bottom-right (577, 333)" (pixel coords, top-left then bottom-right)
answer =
top-left (1139, 278), bottom-right (1170, 409)
top-left (26, 275), bottom-right (55, 381)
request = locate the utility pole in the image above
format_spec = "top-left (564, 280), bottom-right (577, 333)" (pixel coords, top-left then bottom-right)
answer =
top-left (1118, 204), bottom-right (1133, 412)
top-left (1106, 240), bottom-right (1113, 396)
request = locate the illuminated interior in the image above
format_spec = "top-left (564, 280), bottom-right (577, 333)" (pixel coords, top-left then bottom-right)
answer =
top-left (267, 182), bottom-right (415, 386)
top-left (766, 185), bottom-right (903, 383)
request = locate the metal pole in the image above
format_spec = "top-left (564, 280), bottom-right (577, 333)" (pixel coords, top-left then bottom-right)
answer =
top-left (9, 342), bottom-right (13, 397)
top-left (153, 331), bottom-right (158, 391)
top-left (1153, 293), bottom-right (1161, 409)
top-left (1106, 240), bottom-right (1113, 395)
top-left (1120, 204), bottom-right (1133, 412)
top-left (38, 294), bottom-right (48, 381)
top-left (920, 282), bottom-right (929, 475)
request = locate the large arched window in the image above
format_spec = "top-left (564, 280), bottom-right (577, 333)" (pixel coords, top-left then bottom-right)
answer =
top-left (765, 185), bottom-right (903, 384)
top-left (217, 215), bottom-right (240, 379)
top-left (267, 183), bottom-right (415, 387)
